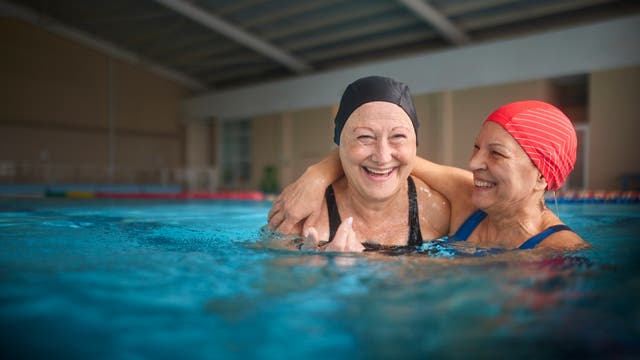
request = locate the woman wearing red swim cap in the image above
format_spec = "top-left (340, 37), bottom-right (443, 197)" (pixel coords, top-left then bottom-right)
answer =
top-left (268, 100), bottom-right (588, 251)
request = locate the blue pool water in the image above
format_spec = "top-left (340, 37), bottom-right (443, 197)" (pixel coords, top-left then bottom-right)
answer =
top-left (1, 198), bottom-right (639, 359)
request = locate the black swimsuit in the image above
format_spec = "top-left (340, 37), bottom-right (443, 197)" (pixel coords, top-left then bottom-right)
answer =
top-left (324, 177), bottom-right (423, 247)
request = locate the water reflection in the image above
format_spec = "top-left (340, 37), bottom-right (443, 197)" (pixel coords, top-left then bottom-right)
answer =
top-left (227, 238), bottom-right (631, 357)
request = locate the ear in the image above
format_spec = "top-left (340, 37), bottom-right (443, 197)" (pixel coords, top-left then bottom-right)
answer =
top-left (534, 172), bottom-right (548, 191)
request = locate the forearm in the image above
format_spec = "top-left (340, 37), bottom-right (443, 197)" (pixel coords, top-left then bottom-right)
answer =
top-left (411, 156), bottom-right (473, 201)
top-left (304, 148), bottom-right (343, 187)
top-left (267, 148), bottom-right (343, 233)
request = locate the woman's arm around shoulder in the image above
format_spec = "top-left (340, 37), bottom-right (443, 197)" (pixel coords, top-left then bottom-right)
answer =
top-left (268, 149), bottom-right (342, 234)
top-left (412, 176), bottom-right (450, 239)
top-left (412, 156), bottom-right (474, 207)
top-left (412, 157), bottom-right (476, 234)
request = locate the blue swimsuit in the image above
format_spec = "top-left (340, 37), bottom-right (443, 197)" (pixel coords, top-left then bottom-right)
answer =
top-left (450, 210), bottom-right (573, 249)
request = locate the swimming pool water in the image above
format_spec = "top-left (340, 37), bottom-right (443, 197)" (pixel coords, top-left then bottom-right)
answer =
top-left (0, 198), bottom-right (638, 359)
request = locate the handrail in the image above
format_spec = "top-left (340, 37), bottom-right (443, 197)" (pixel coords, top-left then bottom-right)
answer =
top-left (0, 161), bottom-right (218, 191)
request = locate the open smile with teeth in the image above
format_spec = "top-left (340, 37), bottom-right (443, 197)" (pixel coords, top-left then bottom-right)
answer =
top-left (363, 167), bottom-right (394, 177)
top-left (474, 179), bottom-right (496, 188)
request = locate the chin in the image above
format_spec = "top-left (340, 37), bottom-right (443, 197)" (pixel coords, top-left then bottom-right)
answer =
top-left (362, 182), bottom-right (402, 201)
top-left (365, 188), bottom-right (397, 201)
top-left (471, 192), bottom-right (492, 210)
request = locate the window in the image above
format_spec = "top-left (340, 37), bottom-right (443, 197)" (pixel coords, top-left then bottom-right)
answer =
top-left (219, 119), bottom-right (251, 187)
top-left (566, 125), bottom-right (589, 190)
top-left (552, 74), bottom-right (588, 190)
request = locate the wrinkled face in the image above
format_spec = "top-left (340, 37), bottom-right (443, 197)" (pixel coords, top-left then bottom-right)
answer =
top-left (339, 101), bottom-right (416, 202)
top-left (469, 121), bottom-right (543, 212)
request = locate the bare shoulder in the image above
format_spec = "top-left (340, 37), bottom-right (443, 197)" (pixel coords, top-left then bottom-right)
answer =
top-left (537, 228), bottom-right (589, 250)
top-left (412, 176), bottom-right (450, 237)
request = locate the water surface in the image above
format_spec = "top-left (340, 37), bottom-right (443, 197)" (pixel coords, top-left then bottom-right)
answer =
top-left (0, 199), bottom-right (638, 359)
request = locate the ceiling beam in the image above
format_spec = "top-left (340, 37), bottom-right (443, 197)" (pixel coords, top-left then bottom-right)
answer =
top-left (152, 0), bottom-right (312, 73)
top-left (397, 0), bottom-right (470, 45)
top-left (0, 0), bottom-right (205, 91)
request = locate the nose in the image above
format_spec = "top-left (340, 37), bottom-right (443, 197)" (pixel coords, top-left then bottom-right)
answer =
top-left (371, 140), bottom-right (393, 164)
top-left (468, 148), bottom-right (486, 171)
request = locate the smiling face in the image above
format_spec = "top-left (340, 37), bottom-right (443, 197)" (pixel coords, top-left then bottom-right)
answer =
top-left (469, 121), bottom-right (546, 212)
top-left (339, 101), bottom-right (416, 202)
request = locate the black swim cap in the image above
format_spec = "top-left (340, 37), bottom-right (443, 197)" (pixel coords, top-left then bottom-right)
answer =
top-left (333, 76), bottom-right (419, 145)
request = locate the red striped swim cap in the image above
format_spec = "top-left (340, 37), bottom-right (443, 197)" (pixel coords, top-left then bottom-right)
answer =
top-left (484, 100), bottom-right (577, 191)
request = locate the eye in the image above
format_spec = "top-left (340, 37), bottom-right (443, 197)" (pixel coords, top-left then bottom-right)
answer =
top-left (357, 134), bottom-right (375, 144)
top-left (491, 150), bottom-right (506, 158)
top-left (389, 133), bottom-right (407, 142)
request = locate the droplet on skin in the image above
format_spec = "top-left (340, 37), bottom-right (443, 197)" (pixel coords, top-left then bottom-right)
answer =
top-left (420, 187), bottom-right (432, 198)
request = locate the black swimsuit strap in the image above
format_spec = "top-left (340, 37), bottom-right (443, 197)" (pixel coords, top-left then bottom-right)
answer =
top-left (407, 177), bottom-right (423, 247)
top-left (324, 178), bottom-right (423, 246)
top-left (325, 185), bottom-right (341, 242)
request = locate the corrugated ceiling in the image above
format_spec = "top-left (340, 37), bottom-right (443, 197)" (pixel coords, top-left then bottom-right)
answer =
top-left (3, 0), bottom-right (638, 92)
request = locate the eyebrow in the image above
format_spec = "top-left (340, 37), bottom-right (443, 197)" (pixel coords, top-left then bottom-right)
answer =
top-left (352, 125), bottom-right (411, 132)
top-left (352, 126), bottom-right (374, 132)
top-left (486, 142), bottom-right (513, 153)
top-left (474, 141), bottom-right (509, 149)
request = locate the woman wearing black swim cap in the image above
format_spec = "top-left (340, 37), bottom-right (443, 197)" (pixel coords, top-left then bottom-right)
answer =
top-left (270, 76), bottom-right (450, 252)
